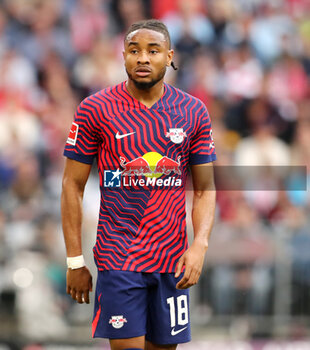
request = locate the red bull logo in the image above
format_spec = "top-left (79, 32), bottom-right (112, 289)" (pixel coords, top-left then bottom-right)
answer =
top-left (120, 152), bottom-right (181, 177)
top-left (119, 152), bottom-right (183, 187)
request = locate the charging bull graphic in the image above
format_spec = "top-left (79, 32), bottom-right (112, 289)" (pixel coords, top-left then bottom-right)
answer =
top-left (154, 156), bottom-right (181, 175)
top-left (120, 153), bottom-right (181, 177)
top-left (120, 156), bottom-right (152, 176)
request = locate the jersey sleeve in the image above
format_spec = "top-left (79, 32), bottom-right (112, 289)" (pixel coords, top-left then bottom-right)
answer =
top-left (189, 103), bottom-right (217, 165)
top-left (63, 99), bottom-right (101, 164)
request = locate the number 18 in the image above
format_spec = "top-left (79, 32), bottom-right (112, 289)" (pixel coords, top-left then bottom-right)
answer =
top-left (167, 295), bottom-right (188, 327)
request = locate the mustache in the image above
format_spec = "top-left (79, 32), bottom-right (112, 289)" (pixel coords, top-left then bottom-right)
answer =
top-left (126, 67), bottom-right (166, 90)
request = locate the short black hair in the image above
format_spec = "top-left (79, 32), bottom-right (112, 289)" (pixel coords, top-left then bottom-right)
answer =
top-left (124, 19), bottom-right (178, 70)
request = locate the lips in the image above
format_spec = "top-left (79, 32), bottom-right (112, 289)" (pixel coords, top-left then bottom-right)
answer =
top-left (135, 66), bottom-right (152, 72)
top-left (135, 67), bottom-right (152, 77)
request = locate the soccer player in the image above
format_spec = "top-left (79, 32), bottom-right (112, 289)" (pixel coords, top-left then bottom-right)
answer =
top-left (61, 19), bottom-right (216, 350)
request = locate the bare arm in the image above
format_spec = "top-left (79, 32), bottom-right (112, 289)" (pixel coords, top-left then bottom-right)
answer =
top-left (175, 162), bottom-right (216, 289)
top-left (61, 158), bottom-right (93, 303)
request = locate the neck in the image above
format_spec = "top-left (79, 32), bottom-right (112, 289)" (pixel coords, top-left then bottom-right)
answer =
top-left (126, 79), bottom-right (165, 108)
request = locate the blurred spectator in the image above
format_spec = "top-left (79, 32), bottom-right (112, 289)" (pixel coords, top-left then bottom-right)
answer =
top-left (286, 206), bottom-right (310, 315)
top-left (208, 200), bottom-right (274, 315)
top-left (12, 0), bottom-right (74, 66)
top-left (162, 0), bottom-right (214, 49)
top-left (231, 97), bottom-right (292, 218)
top-left (291, 115), bottom-right (310, 169)
top-left (0, 7), bottom-right (10, 58)
top-left (0, 49), bottom-right (37, 104)
top-left (234, 99), bottom-right (291, 166)
top-left (111, 0), bottom-right (147, 34)
top-left (299, 15), bottom-right (310, 76)
top-left (287, 115), bottom-right (310, 207)
top-left (185, 50), bottom-right (220, 98)
top-left (249, 2), bottom-right (297, 65)
top-left (73, 36), bottom-right (126, 93)
top-left (266, 54), bottom-right (308, 121)
top-left (70, 0), bottom-right (107, 54)
top-left (207, 0), bottom-right (239, 48)
top-left (221, 42), bottom-right (263, 100)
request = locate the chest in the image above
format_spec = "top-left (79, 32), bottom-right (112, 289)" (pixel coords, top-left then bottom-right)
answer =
top-left (100, 109), bottom-right (194, 156)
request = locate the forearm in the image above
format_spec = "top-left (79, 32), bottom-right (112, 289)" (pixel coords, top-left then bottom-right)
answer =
top-left (61, 180), bottom-right (84, 257)
top-left (175, 184), bottom-right (216, 287)
top-left (191, 188), bottom-right (216, 250)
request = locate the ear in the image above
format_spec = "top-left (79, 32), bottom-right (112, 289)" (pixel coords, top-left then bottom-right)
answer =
top-left (122, 51), bottom-right (126, 60)
top-left (166, 49), bottom-right (174, 67)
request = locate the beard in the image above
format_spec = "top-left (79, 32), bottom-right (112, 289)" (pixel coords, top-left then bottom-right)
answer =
top-left (126, 66), bottom-right (167, 90)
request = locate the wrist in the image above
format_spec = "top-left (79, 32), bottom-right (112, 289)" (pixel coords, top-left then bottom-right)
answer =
top-left (192, 237), bottom-right (209, 251)
top-left (67, 255), bottom-right (86, 269)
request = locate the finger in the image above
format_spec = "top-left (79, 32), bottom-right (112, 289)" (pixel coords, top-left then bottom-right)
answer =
top-left (176, 267), bottom-right (192, 289)
top-left (177, 278), bottom-right (191, 289)
top-left (189, 269), bottom-right (202, 288)
top-left (176, 279), bottom-right (186, 289)
top-left (84, 289), bottom-right (90, 304)
top-left (179, 274), bottom-right (194, 289)
top-left (195, 269), bottom-right (202, 284)
top-left (71, 289), bottom-right (77, 301)
top-left (76, 291), bottom-right (84, 304)
top-left (89, 277), bottom-right (93, 292)
top-left (66, 285), bottom-right (71, 295)
top-left (175, 256), bottom-right (185, 278)
top-left (186, 270), bottom-right (199, 288)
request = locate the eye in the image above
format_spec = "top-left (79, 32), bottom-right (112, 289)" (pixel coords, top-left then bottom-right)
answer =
top-left (150, 50), bottom-right (158, 54)
top-left (130, 49), bottom-right (138, 54)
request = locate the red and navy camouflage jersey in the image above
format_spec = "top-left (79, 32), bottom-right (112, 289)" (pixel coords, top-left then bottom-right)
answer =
top-left (64, 81), bottom-right (216, 273)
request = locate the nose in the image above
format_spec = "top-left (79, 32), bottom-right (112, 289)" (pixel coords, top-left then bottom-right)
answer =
top-left (137, 50), bottom-right (150, 64)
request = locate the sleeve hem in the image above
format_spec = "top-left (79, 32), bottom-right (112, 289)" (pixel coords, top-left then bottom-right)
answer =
top-left (189, 153), bottom-right (217, 165)
top-left (63, 150), bottom-right (95, 164)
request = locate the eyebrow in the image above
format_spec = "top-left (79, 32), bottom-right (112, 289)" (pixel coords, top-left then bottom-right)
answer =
top-left (128, 42), bottom-right (162, 47)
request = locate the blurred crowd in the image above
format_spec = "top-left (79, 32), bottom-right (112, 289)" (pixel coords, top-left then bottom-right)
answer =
top-left (0, 0), bottom-right (309, 343)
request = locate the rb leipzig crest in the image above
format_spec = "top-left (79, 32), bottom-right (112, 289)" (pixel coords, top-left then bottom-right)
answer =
top-left (166, 128), bottom-right (187, 144)
top-left (109, 315), bottom-right (127, 329)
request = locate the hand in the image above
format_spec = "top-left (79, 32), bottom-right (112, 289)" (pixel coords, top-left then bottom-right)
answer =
top-left (175, 241), bottom-right (207, 289)
top-left (66, 266), bottom-right (93, 304)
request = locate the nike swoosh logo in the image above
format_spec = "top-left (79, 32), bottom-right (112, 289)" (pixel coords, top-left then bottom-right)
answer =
top-left (115, 131), bottom-right (136, 139)
top-left (171, 326), bottom-right (187, 336)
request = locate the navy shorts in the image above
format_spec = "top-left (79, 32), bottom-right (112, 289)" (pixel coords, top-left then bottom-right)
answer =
top-left (92, 270), bottom-right (191, 345)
